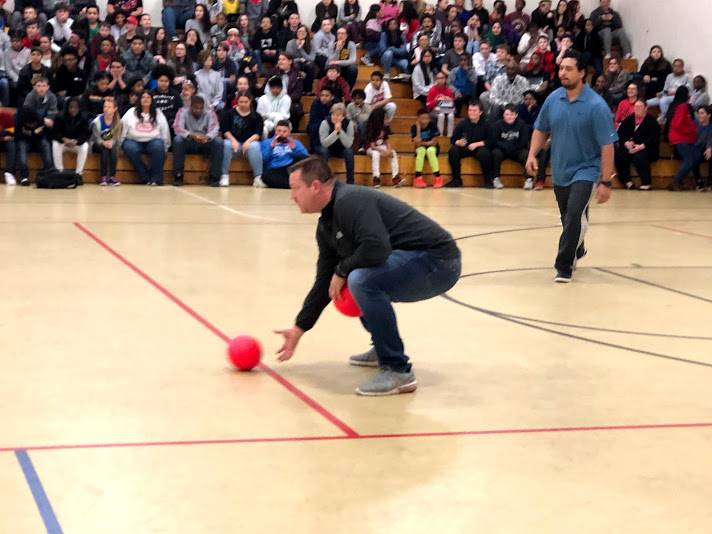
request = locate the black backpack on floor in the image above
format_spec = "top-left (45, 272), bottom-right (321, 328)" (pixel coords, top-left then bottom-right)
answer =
top-left (35, 169), bottom-right (83, 189)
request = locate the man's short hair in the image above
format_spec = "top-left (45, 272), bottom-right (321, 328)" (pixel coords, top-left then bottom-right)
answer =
top-left (60, 46), bottom-right (78, 57)
top-left (326, 64), bottom-right (340, 73)
top-left (130, 35), bottom-right (145, 44)
top-left (562, 49), bottom-right (585, 71)
top-left (30, 46), bottom-right (42, 55)
top-left (370, 71), bottom-right (384, 80)
top-left (453, 32), bottom-right (467, 42)
top-left (319, 86), bottom-right (334, 95)
top-left (268, 76), bottom-right (283, 89)
top-left (468, 99), bottom-right (483, 110)
top-left (55, 2), bottom-right (70, 12)
top-left (503, 103), bottom-right (518, 113)
top-left (33, 76), bottom-right (49, 86)
top-left (351, 88), bottom-right (365, 99)
top-left (190, 95), bottom-right (205, 106)
top-left (288, 155), bottom-right (334, 184)
top-left (275, 119), bottom-right (291, 130)
top-left (496, 43), bottom-right (509, 53)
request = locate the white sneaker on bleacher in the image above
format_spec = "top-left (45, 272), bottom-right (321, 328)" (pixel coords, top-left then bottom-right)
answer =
top-left (4, 172), bottom-right (16, 185)
top-left (253, 176), bottom-right (266, 188)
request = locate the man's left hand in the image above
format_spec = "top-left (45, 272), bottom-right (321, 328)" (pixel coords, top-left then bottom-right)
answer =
top-left (329, 274), bottom-right (346, 301)
top-left (596, 183), bottom-right (611, 204)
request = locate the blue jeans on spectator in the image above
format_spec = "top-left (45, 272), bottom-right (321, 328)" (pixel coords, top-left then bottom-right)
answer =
top-left (122, 138), bottom-right (166, 184)
top-left (348, 250), bottom-right (462, 372)
top-left (0, 77), bottom-right (10, 107)
top-left (17, 137), bottom-right (53, 179)
top-left (222, 138), bottom-right (263, 177)
top-left (364, 40), bottom-right (384, 62)
top-left (162, 7), bottom-right (194, 40)
top-left (315, 144), bottom-right (354, 184)
top-left (672, 143), bottom-right (701, 185)
top-left (380, 47), bottom-right (409, 76)
top-left (172, 136), bottom-right (223, 182)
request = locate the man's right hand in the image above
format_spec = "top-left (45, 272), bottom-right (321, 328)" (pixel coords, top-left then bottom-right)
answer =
top-left (275, 326), bottom-right (304, 362)
top-left (525, 155), bottom-right (539, 176)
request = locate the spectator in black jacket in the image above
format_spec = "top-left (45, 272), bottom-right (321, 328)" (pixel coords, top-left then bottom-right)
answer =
top-left (489, 103), bottom-right (533, 189)
top-left (12, 106), bottom-right (55, 186)
top-left (573, 19), bottom-right (603, 76)
top-left (307, 86), bottom-right (334, 150)
top-left (53, 46), bottom-right (88, 99)
top-left (51, 97), bottom-right (91, 175)
top-left (151, 67), bottom-right (182, 128)
top-left (614, 100), bottom-right (661, 190)
top-left (251, 15), bottom-right (279, 73)
top-left (447, 100), bottom-right (494, 188)
top-left (311, 0), bottom-right (337, 33)
top-left (17, 47), bottom-right (53, 103)
top-left (81, 72), bottom-right (115, 120)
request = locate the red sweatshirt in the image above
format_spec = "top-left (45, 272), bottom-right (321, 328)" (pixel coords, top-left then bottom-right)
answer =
top-left (426, 85), bottom-right (455, 111)
top-left (668, 104), bottom-right (697, 145)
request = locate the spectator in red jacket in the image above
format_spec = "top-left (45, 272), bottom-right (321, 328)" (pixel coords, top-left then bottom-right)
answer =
top-left (665, 86), bottom-right (698, 190)
top-left (427, 71), bottom-right (456, 136)
top-left (316, 65), bottom-right (352, 103)
top-left (614, 82), bottom-right (639, 129)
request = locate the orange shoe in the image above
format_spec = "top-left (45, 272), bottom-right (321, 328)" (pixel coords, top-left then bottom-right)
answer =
top-left (413, 176), bottom-right (427, 188)
top-left (433, 176), bottom-right (444, 188)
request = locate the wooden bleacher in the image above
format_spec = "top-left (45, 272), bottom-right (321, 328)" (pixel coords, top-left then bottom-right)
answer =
top-left (5, 52), bottom-right (697, 189)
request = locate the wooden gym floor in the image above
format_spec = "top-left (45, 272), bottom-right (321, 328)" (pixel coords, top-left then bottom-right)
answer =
top-left (2, 184), bottom-right (712, 533)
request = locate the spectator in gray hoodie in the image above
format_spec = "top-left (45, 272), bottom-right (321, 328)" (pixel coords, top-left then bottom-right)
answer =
top-left (123, 35), bottom-right (156, 82)
top-left (0, 32), bottom-right (30, 106)
top-left (172, 95), bottom-right (223, 186)
top-left (312, 18), bottom-right (336, 78)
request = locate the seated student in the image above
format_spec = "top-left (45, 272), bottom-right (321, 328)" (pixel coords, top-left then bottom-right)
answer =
top-left (447, 53), bottom-right (477, 115)
top-left (447, 100), bottom-right (493, 188)
top-left (647, 59), bottom-right (692, 118)
top-left (151, 67), bottom-right (182, 128)
top-left (45, 2), bottom-right (73, 52)
top-left (185, 4), bottom-right (211, 47)
top-left (0, 31), bottom-right (31, 106)
top-left (22, 76), bottom-right (58, 126)
top-left (118, 76), bottom-right (146, 115)
top-left (94, 35), bottom-right (118, 74)
top-left (328, 26), bottom-right (357, 88)
top-left (122, 35), bottom-right (155, 83)
top-left (74, 4), bottom-right (102, 46)
top-left (312, 18), bottom-right (336, 78)
top-left (51, 97), bottom-right (90, 176)
top-left (213, 42), bottom-right (239, 103)
top-left (210, 12), bottom-right (229, 49)
top-left (441, 32), bottom-right (468, 76)
top-left (614, 82), bottom-right (639, 129)
top-left (603, 56), bottom-right (630, 106)
top-left (90, 22), bottom-right (116, 60)
top-left (11, 5), bottom-right (47, 32)
top-left (195, 49), bottom-right (224, 111)
top-left (481, 61), bottom-right (529, 118)
top-left (489, 103), bottom-right (532, 190)
top-left (379, 18), bottom-right (409, 82)
top-left (256, 76), bottom-right (292, 138)
top-left (12, 106), bottom-right (55, 186)
top-left (172, 95), bottom-right (223, 187)
top-left (590, 0), bottom-right (631, 59)
top-left (317, 102), bottom-right (355, 184)
top-left (364, 70), bottom-right (396, 124)
top-left (251, 16), bottom-right (279, 73)
top-left (21, 19), bottom-right (42, 50)
top-left (221, 91), bottom-right (264, 188)
top-left (120, 90), bottom-right (171, 185)
top-left (265, 52), bottom-right (304, 131)
top-left (693, 105), bottom-right (712, 191)
top-left (411, 108), bottom-right (442, 188)
top-left (307, 86), bottom-right (335, 151)
top-left (260, 120), bottom-right (308, 188)
top-left (411, 48), bottom-right (436, 105)
top-left (91, 98), bottom-right (123, 186)
top-left (316, 65), bottom-right (351, 104)
top-left (427, 71), bottom-right (456, 137)
top-left (51, 46), bottom-right (87, 100)
top-left (81, 72), bottom-right (114, 119)
top-left (285, 25), bottom-right (317, 93)
top-left (690, 76), bottom-right (710, 111)
top-left (17, 46), bottom-right (53, 102)
top-left (363, 107), bottom-right (401, 188)
top-left (638, 45), bottom-right (671, 100)
top-left (345, 88), bottom-right (371, 150)
top-left (615, 99), bottom-right (660, 191)
top-left (517, 90), bottom-right (541, 129)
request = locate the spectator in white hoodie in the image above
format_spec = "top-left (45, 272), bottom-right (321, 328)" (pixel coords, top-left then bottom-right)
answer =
top-left (120, 90), bottom-right (171, 185)
top-left (256, 76), bottom-right (292, 138)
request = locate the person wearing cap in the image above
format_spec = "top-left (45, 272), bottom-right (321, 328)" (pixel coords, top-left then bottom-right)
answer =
top-left (117, 14), bottom-right (139, 53)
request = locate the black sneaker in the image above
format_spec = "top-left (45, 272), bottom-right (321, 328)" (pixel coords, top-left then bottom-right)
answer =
top-left (373, 176), bottom-right (381, 188)
top-left (554, 271), bottom-right (572, 283)
top-left (173, 174), bottom-right (184, 187)
top-left (483, 181), bottom-right (495, 189)
top-left (20, 177), bottom-right (29, 186)
top-left (444, 178), bottom-right (463, 188)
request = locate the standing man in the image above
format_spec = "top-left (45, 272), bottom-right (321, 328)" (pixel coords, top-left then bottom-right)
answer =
top-left (526, 50), bottom-right (617, 283)
top-left (275, 157), bottom-right (461, 396)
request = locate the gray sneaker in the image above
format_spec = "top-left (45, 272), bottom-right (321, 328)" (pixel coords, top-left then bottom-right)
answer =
top-left (348, 347), bottom-right (379, 367)
top-left (355, 368), bottom-right (417, 396)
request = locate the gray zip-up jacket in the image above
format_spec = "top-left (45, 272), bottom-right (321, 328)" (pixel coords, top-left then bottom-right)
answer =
top-left (313, 30), bottom-right (335, 58)
top-left (319, 118), bottom-right (354, 149)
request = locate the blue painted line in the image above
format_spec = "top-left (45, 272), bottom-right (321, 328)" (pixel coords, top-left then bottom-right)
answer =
top-left (15, 449), bottom-right (63, 534)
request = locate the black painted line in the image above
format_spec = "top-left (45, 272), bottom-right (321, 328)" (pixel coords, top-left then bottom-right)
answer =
top-left (440, 294), bottom-right (712, 369)
top-left (596, 268), bottom-right (712, 305)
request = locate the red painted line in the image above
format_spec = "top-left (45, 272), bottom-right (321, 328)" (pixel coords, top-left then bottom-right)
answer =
top-left (73, 222), bottom-right (359, 438)
top-left (2, 421), bottom-right (711, 453)
top-left (651, 224), bottom-right (712, 240)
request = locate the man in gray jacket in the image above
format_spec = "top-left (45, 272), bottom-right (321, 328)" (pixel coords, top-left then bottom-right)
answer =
top-left (316, 103), bottom-right (355, 184)
top-left (172, 95), bottom-right (223, 186)
top-left (313, 18), bottom-right (336, 78)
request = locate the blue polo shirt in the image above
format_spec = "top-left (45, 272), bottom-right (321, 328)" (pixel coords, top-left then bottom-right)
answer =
top-left (534, 85), bottom-right (618, 187)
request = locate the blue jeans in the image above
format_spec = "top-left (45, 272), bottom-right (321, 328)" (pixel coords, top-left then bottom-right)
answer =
top-left (673, 143), bottom-right (701, 184)
top-left (380, 47), bottom-right (409, 75)
top-left (315, 144), bottom-right (354, 184)
top-left (162, 7), bottom-right (194, 39)
top-left (364, 40), bottom-right (384, 61)
top-left (348, 250), bottom-right (462, 372)
top-left (222, 138), bottom-right (263, 176)
top-left (16, 137), bottom-right (53, 179)
top-left (122, 138), bottom-right (166, 184)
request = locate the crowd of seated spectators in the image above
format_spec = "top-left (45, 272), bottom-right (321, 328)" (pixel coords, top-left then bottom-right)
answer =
top-left (0, 0), bottom-right (709, 191)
